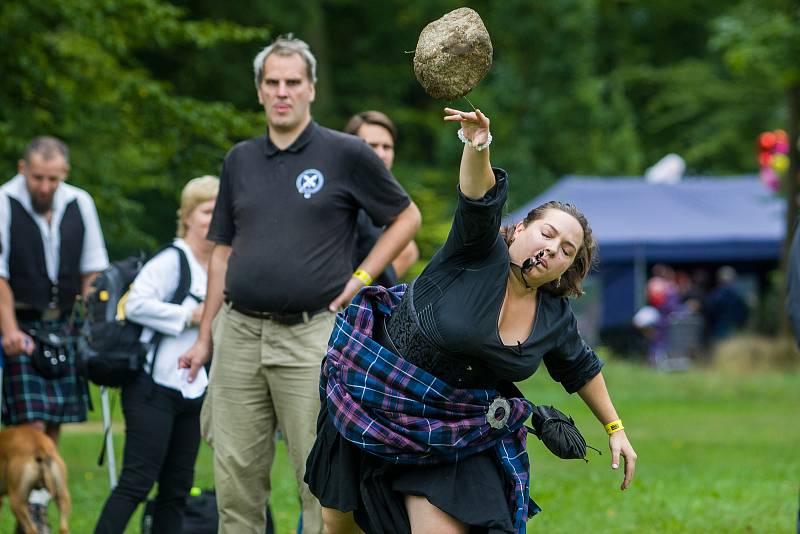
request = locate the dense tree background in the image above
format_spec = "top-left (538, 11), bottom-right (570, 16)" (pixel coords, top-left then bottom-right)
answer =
top-left (1, 0), bottom-right (798, 273)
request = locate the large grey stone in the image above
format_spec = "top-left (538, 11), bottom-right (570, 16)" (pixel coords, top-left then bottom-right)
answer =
top-left (413, 7), bottom-right (493, 100)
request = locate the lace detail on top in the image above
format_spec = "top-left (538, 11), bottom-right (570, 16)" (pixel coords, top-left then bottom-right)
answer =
top-left (384, 294), bottom-right (497, 389)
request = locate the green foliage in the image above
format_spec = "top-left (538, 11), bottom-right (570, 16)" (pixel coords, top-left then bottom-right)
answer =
top-left (0, 0), bottom-right (268, 258)
top-left (2, 0), bottom-right (797, 265)
top-left (617, 60), bottom-right (778, 174)
top-left (482, 0), bottom-right (645, 206)
top-left (712, 0), bottom-right (800, 88)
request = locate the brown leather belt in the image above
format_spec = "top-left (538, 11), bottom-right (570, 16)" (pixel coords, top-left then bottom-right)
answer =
top-left (227, 300), bottom-right (327, 326)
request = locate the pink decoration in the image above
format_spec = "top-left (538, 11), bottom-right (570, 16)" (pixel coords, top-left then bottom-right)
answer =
top-left (759, 167), bottom-right (780, 192)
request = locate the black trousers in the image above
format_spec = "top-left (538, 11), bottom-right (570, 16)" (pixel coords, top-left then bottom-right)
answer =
top-left (94, 372), bottom-right (203, 534)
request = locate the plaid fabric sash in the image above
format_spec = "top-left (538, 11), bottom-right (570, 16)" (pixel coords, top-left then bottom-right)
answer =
top-left (321, 284), bottom-right (541, 533)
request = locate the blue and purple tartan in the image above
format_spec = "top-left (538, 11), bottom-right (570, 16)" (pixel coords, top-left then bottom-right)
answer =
top-left (321, 284), bottom-right (541, 533)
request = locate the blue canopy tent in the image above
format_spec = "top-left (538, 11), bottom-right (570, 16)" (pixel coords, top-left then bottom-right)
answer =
top-left (504, 175), bottom-right (786, 331)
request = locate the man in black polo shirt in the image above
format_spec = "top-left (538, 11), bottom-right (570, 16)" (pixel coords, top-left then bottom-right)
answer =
top-left (180, 35), bottom-right (420, 533)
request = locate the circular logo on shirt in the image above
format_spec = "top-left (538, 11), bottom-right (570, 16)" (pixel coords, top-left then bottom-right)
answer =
top-left (296, 169), bottom-right (325, 199)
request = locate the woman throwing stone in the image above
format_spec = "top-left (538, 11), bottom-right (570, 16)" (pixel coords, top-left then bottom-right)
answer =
top-left (305, 108), bottom-right (637, 533)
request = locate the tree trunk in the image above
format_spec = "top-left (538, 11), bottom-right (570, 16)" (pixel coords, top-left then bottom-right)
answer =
top-left (304, 1), bottom-right (333, 122)
top-left (780, 83), bottom-right (800, 335)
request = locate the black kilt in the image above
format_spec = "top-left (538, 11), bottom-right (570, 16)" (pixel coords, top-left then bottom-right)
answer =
top-left (305, 406), bottom-right (516, 534)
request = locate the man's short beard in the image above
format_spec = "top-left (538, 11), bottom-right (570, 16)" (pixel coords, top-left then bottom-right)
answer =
top-left (31, 197), bottom-right (53, 214)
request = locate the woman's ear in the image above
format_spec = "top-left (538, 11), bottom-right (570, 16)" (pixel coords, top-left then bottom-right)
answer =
top-left (512, 222), bottom-right (526, 239)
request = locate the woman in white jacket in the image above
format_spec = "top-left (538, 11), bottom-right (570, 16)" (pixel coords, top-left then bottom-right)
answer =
top-left (94, 176), bottom-right (218, 534)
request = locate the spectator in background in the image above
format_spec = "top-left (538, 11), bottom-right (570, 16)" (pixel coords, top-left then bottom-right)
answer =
top-left (681, 269), bottom-right (710, 314)
top-left (0, 136), bottom-right (109, 531)
top-left (705, 266), bottom-right (748, 342)
top-left (649, 264), bottom-right (683, 314)
top-left (344, 110), bottom-right (419, 286)
top-left (632, 303), bottom-right (661, 358)
top-left (644, 269), bottom-right (682, 366)
top-left (94, 176), bottom-right (217, 534)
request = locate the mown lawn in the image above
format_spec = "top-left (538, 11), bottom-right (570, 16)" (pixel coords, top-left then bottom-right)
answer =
top-left (2, 357), bottom-right (798, 533)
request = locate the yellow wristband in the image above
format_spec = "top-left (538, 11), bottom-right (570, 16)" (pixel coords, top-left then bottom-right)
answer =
top-left (353, 269), bottom-right (373, 286)
top-left (604, 419), bottom-right (624, 435)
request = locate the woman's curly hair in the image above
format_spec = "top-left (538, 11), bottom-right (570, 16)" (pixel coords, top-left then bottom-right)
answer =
top-left (499, 201), bottom-right (598, 298)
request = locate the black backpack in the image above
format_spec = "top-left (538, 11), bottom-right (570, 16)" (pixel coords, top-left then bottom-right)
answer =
top-left (80, 244), bottom-right (191, 387)
top-left (141, 489), bottom-right (274, 534)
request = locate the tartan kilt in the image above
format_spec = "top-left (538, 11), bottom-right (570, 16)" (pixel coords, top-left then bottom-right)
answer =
top-left (2, 350), bottom-right (88, 425)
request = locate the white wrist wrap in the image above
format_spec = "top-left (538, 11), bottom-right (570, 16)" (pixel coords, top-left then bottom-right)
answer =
top-left (457, 128), bottom-right (493, 151)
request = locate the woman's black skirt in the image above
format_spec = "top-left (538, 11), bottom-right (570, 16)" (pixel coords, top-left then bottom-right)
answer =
top-left (304, 406), bottom-right (516, 534)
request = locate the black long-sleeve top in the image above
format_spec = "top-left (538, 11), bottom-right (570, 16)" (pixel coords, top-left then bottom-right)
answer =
top-left (397, 168), bottom-right (602, 393)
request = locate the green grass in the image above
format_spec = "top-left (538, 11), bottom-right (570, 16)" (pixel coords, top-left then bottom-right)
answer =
top-left (2, 359), bottom-right (798, 533)
top-left (521, 360), bottom-right (800, 533)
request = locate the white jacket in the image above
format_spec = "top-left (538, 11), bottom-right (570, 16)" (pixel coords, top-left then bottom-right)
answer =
top-left (124, 238), bottom-right (207, 398)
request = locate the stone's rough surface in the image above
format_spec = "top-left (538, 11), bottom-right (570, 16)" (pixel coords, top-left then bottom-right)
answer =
top-left (413, 7), bottom-right (493, 100)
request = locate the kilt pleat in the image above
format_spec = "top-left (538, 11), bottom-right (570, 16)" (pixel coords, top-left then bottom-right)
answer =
top-left (2, 351), bottom-right (87, 425)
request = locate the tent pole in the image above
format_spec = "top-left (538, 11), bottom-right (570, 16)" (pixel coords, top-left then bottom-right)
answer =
top-left (634, 246), bottom-right (647, 310)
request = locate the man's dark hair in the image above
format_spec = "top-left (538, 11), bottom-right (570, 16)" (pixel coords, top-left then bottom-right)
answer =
top-left (24, 136), bottom-right (69, 164)
top-left (344, 111), bottom-right (397, 143)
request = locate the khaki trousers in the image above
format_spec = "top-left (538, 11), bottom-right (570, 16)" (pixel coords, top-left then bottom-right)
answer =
top-left (204, 302), bottom-right (335, 534)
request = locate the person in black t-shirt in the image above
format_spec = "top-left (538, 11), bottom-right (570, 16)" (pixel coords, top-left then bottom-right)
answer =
top-left (179, 36), bottom-right (420, 534)
top-left (345, 110), bottom-right (419, 287)
top-left (307, 108), bottom-right (636, 534)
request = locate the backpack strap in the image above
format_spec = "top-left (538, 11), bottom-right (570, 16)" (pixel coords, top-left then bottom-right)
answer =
top-left (149, 244), bottom-right (193, 377)
top-left (171, 245), bottom-right (192, 307)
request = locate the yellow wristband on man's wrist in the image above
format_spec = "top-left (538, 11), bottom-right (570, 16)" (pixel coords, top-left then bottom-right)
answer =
top-left (353, 269), bottom-right (373, 286)
top-left (604, 419), bottom-right (624, 435)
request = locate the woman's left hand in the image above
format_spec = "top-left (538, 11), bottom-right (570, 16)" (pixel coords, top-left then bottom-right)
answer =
top-left (609, 430), bottom-right (637, 490)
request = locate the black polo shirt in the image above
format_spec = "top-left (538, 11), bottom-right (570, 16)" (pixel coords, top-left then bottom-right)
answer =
top-left (208, 121), bottom-right (411, 313)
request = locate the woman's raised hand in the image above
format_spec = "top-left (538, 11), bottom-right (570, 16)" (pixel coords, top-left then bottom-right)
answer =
top-left (444, 107), bottom-right (491, 148)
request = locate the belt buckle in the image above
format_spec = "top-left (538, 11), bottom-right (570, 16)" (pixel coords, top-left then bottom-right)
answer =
top-left (271, 310), bottom-right (312, 326)
top-left (276, 311), bottom-right (306, 326)
top-left (486, 396), bottom-right (512, 429)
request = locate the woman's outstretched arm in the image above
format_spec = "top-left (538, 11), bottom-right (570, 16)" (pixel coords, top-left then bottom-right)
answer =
top-left (443, 108), bottom-right (495, 199)
top-left (578, 372), bottom-right (638, 490)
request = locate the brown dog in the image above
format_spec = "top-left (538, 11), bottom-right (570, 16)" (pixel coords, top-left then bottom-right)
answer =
top-left (0, 425), bottom-right (71, 534)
